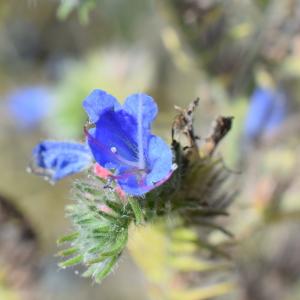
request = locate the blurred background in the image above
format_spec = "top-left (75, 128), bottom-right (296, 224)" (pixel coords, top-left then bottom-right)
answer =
top-left (1, 0), bottom-right (300, 299)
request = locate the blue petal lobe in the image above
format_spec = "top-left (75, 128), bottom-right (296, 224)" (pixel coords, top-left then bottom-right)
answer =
top-left (118, 176), bottom-right (153, 196)
top-left (123, 93), bottom-right (158, 130)
top-left (244, 88), bottom-right (287, 140)
top-left (145, 135), bottom-right (173, 185)
top-left (264, 90), bottom-right (287, 132)
top-left (8, 86), bottom-right (52, 129)
top-left (244, 88), bottom-right (274, 139)
top-left (123, 93), bottom-right (158, 169)
top-left (116, 135), bottom-right (173, 196)
top-left (83, 89), bottom-right (121, 123)
top-left (32, 141), bottom-right (93, 181)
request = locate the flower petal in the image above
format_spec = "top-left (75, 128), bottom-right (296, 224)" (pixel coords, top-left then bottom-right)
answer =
top-left (123, 93), bottom-right (158, 169)
top-left (7, 86), bottom-right (52, 129)
top-left (145, 135), bottom-right (173, 185)
top-left (87, 109), bottom-right (139, 170)
top-left (116, 135), bottom-right (173, 196)
top-left (244, 88), bottom-right (274, 139)
top-left (123, 93), bottom-right (158, 130)
top-left (264, 90), bottom-right (287, 132)
top-left (117, 175), bottom-right (153, 196)
top-left (83, 89), bottom-right (121, 123)
top-left (32, 141), bottom-right (93, 181)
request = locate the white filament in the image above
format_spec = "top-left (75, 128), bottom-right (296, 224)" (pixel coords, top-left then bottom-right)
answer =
top-left (110, 146), bottom-right (117, 153)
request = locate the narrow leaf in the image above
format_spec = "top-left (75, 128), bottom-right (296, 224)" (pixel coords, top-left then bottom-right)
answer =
top-left (129, 198), bottom-right (143, 224)
top-left (57, 247), bottom-right (78, 257)
top-left (95, 255), bottom-right (119, 283)
top-left (59, 254), bottom-right (84, 268)
top-left (57, 232), bottom-right (79, 245)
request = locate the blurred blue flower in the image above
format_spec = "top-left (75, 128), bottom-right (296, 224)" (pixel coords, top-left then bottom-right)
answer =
top-left (7, 86), bottom-right (52, 129)
top-left (84, 90), bottom-right (173, 196)
top-left (244, 87), bottom-right (287, 141)
top-left (32, 141), bottom-right (93, 182)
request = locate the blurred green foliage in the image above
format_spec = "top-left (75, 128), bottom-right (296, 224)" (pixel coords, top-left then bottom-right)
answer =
top-left (52, 50), bottom-right (154, 138)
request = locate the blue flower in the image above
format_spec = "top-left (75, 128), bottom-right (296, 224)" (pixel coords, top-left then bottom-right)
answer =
top-left (244, 87), bottom-right (287, 141)
top-left (30, 90), bottom-right (173, 195)
top-left (7, 86), bottom-right (52, 129)
top-left (31, 141), bottom-right (93, 182)
top-left (83, 89), bottom-right (173, 196)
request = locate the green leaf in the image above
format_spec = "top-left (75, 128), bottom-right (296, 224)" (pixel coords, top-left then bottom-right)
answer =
top-left (98, 210), bottom-right (119, 222)
top-left (59, 255), bottom-right (84, 268)
top-left (129, 198), bottom-right (144, 224)
top-left (100, 230), bottom-right (128, 257)
top-left (86, 256), bottom-right (107, 266)
top-left (82, 264), bottom-right (98, 278)
top-left (95, 255), bottom-right (119, 283)
top-left (57, 232), bottom-right (79, 245)
top-left (104, 199), bottom-right (124, 214)
top-left (92, 225), bottom-right (112, 234)
top-left (57, 247), bottom-right (78, 257)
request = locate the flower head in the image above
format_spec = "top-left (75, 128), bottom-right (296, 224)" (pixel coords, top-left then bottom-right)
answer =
top-left (244, 87), bottom-right (287, 142)
top-left (31, 141), bottom-right (93, 182)
top-left (7, 86), bottom-right (52, 129)
top-left (84, 90), bottom-right (173, 196)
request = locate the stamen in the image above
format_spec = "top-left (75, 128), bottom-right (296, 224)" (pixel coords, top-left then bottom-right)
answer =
top-left (171, 163), bottom-right (178, 171)
top-left (111, 146), bottom-right (117, 153)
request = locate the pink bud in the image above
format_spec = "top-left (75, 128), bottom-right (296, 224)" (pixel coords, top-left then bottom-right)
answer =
top-left (94, 163), bottom-right (112, 179)
top-left (98, 204), bottom-right (112, 213)
top-left (116, 186), bottom-right (126, 201)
